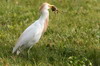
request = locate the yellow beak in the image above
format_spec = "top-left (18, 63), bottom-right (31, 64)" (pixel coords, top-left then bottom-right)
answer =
top-left (49, 5), bottom-right (58, 12)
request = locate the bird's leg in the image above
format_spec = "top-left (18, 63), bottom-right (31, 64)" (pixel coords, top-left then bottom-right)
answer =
top-left (27, 46), bottom-right (32, 59)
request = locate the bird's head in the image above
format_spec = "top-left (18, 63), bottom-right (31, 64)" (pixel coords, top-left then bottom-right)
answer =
top-left (39, 3), bottom-right (58, 13)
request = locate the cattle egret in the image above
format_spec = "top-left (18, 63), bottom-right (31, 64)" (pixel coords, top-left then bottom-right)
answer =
top-left (12, 3), bottom-right (58, 55)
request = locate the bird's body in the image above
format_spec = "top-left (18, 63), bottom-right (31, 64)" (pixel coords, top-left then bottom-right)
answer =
top-left (12, 3), bottom-right (58, 55)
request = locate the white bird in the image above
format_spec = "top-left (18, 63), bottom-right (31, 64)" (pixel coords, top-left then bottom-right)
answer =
top-left (12, 3), bottom-right (58, 55)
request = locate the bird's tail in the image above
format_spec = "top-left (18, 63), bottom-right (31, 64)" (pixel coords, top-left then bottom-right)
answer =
top-left (12, 44), bottom-right (20, 55)
top-left (12, 47), bottom-right (21, 55)
top-left (12, 47), bottom-right (17, 54)
top-left (12, 36), bottom-right (22, 55)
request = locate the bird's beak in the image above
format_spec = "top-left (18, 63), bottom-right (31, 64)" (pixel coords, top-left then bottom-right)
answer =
top-left (49, 5), bottom-right (58, 13)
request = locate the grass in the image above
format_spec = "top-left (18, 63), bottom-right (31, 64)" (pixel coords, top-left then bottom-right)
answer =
top-left (0, 0), bottom-right (100, 66)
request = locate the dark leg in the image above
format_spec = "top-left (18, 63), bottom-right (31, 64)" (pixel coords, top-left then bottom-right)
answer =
top-left (27, 46), bottom-right (33, 59)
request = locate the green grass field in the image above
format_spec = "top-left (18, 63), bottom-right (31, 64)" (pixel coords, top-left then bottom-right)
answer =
top-left (0, 0), bottom-right (100, 66)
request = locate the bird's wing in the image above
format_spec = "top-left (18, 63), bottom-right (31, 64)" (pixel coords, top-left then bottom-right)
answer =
top-left (12, 20), bottom-right (42, 53)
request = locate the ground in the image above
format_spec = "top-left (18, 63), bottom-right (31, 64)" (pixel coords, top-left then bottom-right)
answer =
top-left (0, 0), bottom-right (100, 66)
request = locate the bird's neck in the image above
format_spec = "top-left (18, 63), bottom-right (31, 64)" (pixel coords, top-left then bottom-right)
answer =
top-left (39, 10), bottom-right (49, 24)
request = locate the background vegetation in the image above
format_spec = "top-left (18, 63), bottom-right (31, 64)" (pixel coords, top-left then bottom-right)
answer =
top-left (0, 0), bottom-right (100, 66)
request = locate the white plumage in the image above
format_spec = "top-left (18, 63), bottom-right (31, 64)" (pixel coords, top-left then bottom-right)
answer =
top-left (12, 3), bottom-right (58, 55)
